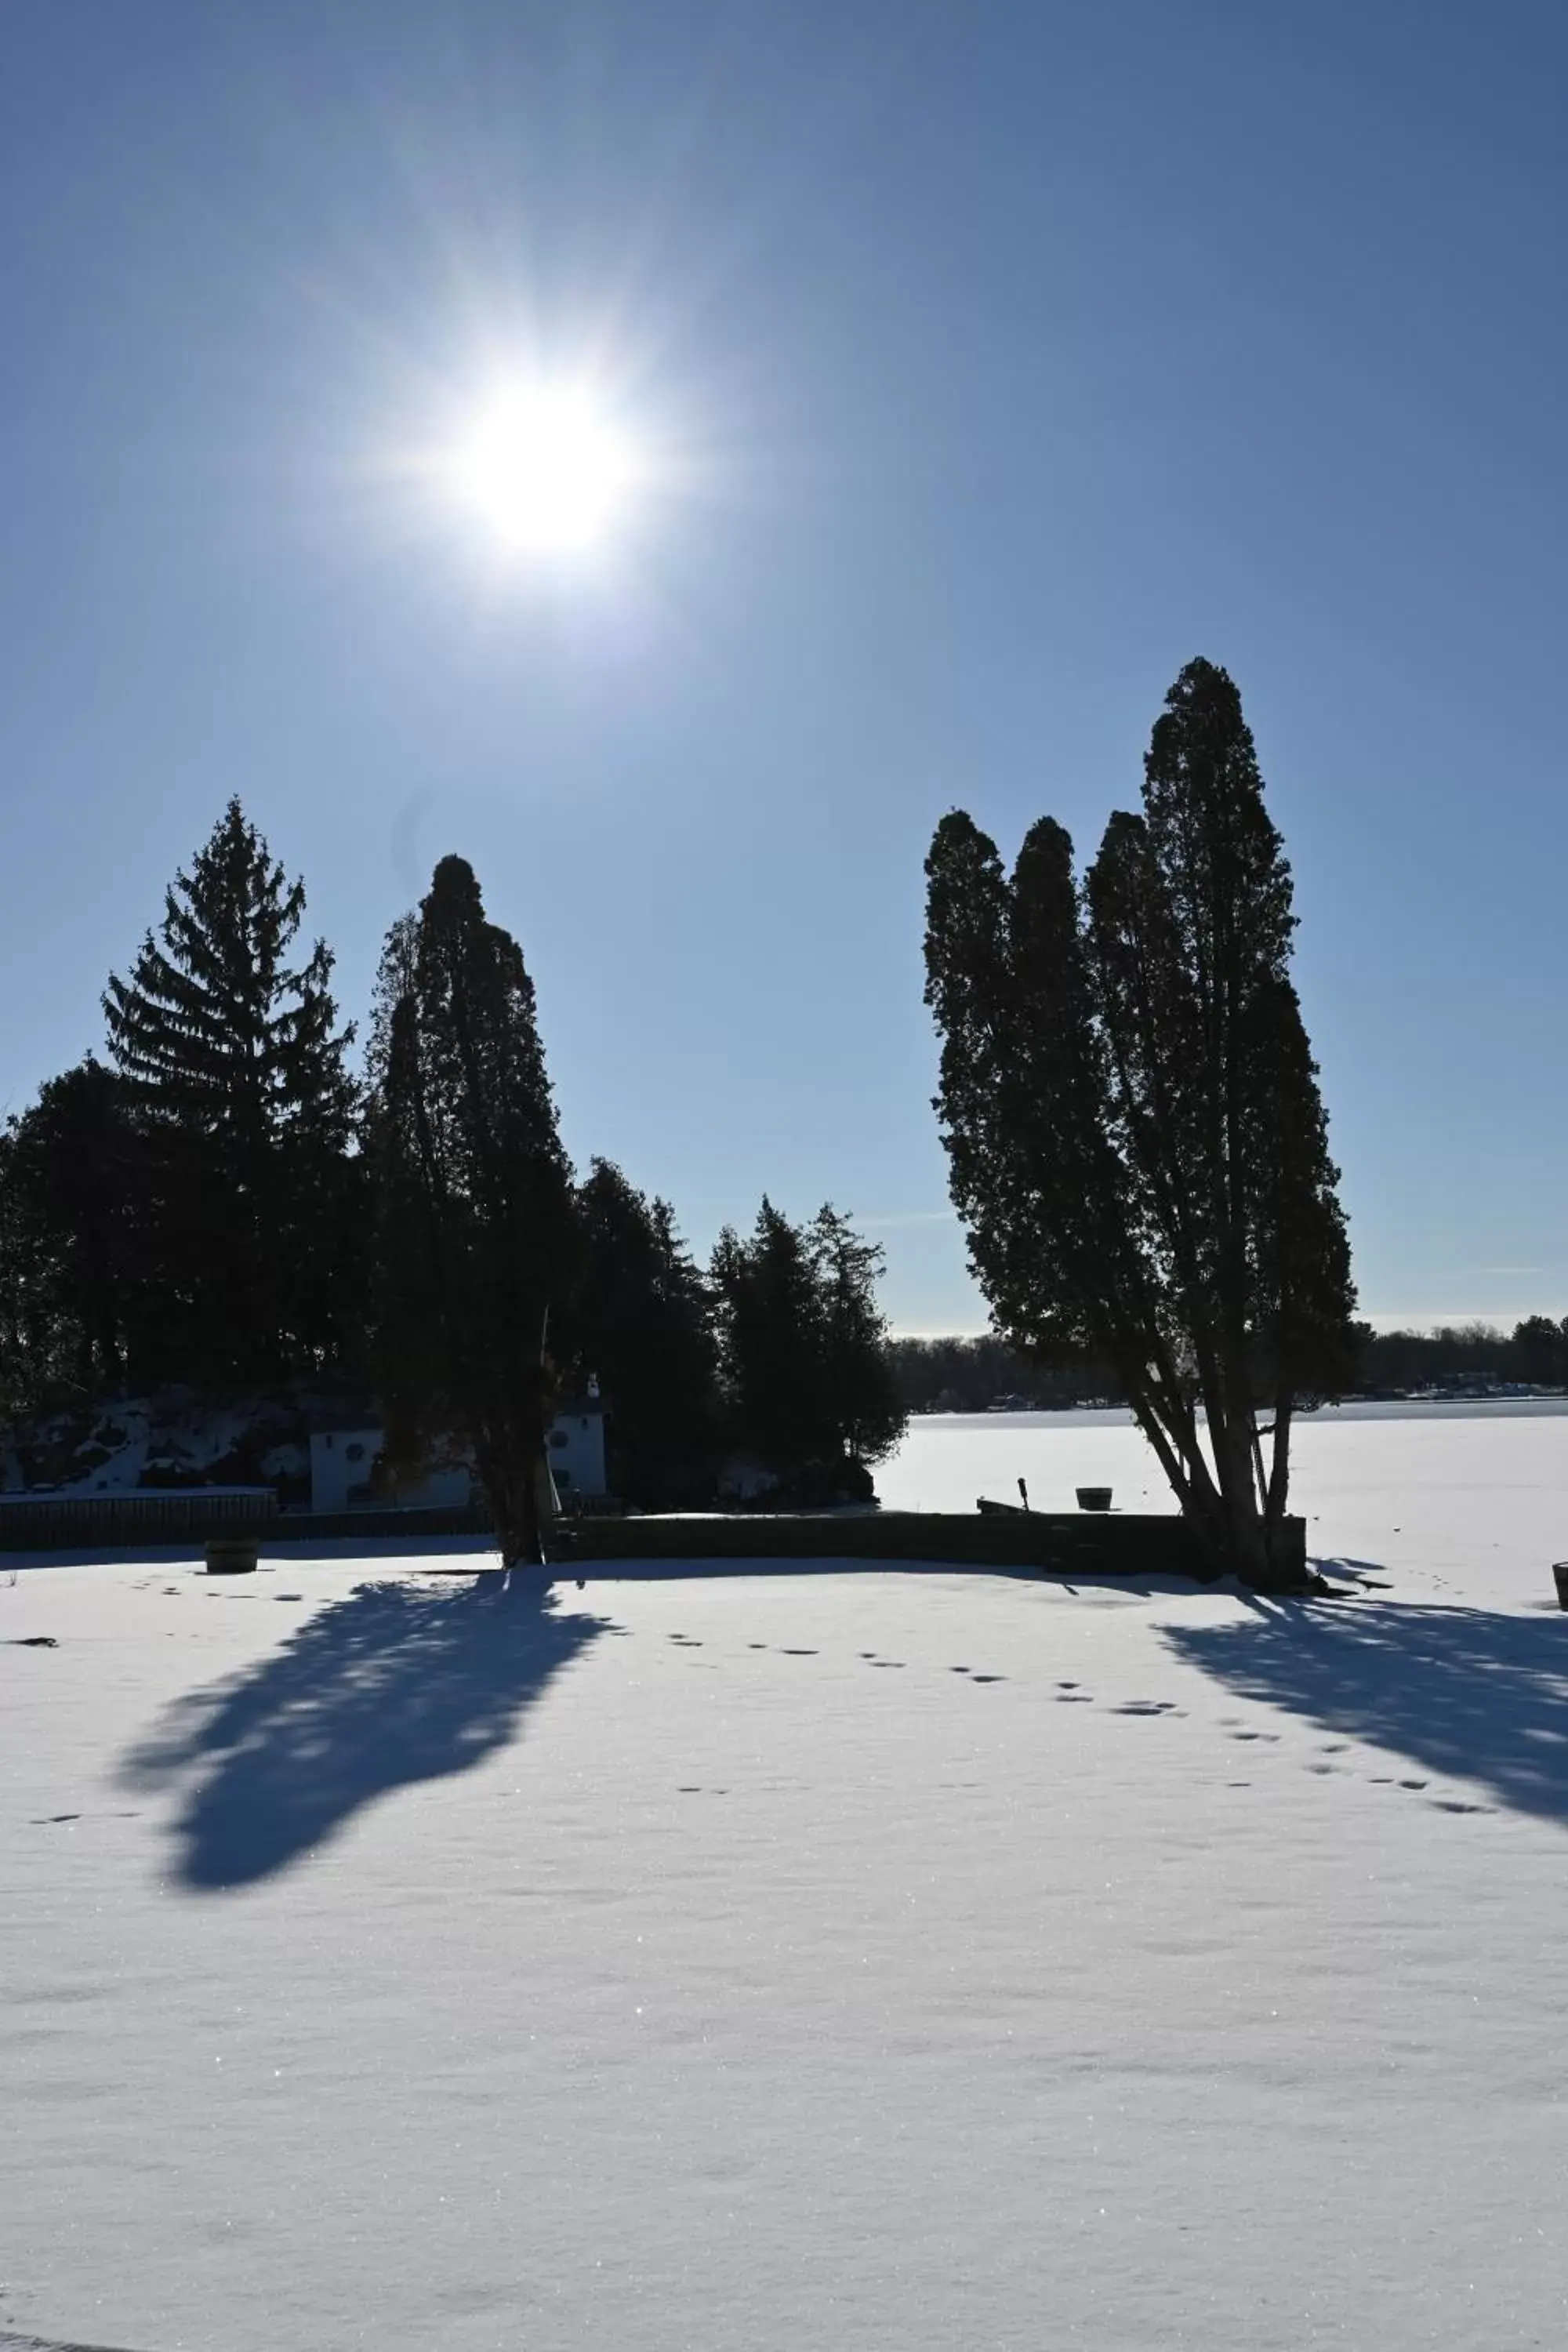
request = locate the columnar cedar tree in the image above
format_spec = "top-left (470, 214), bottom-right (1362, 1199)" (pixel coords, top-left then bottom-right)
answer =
top-left (367, 856), bottom-right (577, 1566)
top-left (924, 660), bottom-right (1353, 1588)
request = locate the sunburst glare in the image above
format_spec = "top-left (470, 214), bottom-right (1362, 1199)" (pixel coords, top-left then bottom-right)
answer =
top-left (438, 376), bottom-right (645, 562)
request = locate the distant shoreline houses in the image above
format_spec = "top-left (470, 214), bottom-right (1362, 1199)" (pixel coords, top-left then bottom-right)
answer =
top-left (1, 1387), bottom-right (610, 1512)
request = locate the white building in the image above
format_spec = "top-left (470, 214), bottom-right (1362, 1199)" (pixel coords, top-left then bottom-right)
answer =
top-left (544, 1402), bottom-right (608, 1504)
top-left (308, 1401), bottom-right (608, 1515)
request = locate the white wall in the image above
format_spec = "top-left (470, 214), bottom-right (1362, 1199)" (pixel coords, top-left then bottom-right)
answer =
top-left (546, 1412), bottom-right (607, 1499)
top-left (308, 1429), bottom-right (383, 1515)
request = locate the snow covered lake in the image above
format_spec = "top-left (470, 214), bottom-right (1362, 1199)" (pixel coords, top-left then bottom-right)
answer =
top-left (3, 1404), bottom-right (1566, 2351)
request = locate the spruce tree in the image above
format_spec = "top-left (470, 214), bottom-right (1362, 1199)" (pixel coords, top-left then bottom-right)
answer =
top-left (711, 1198), bottom-right (906, 1495)
top-left (367, 856), bottom-right (578, 1566)
top-left (103, 800), bottom-right (359, 1382)
top-left (924, 659), bottom-right (1353, 1588)
top-left (568, 1160), bottom-right (720, 1507)
top-left (711, 1199), bottom-right (831, 1479)
top-left (807, 1206), bottom-right (908, 1468)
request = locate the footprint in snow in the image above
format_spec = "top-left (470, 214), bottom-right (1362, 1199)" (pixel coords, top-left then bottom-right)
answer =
top-left (1320, 1742), bottom-right (1350, 1754)
top-left (870, 1659), bottom-right (905, 1668)
top-left (1398, 1778), bottom-right (1428, 1791)
top-left (1113, 1700), bottom-right (1178, 1716)
top-left (8, 1635), bottom-right (58, 1649)
top-left (971, 1674), bottom-right (1006, 1684)
top-left (1057, 1679), bottom-right (1080, 1690)
top-left (1305, 1762), bottom-right (1338, 1775)
top-left (1056, 1692), bottom-right (1093, 1703)
top-left (668, 1635), bottom-right (702, 1646)
top-left (31, 1813), bottom-right (81, 1824)
top-left (780, 1647), bottom-right (818, 1657)
top-left (949, 1665), bottom-right (972, 1675)
top-left (1432, 1798), bottom-right (1490, 1815)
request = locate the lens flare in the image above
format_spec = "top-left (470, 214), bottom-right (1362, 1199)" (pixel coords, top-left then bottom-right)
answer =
top-left (445, 378), bottom-right (641, 559)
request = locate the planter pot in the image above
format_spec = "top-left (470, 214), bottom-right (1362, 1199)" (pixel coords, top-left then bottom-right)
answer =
top-left (205, 1537), bottom-right (259, 1575)
top-left (1554, 1562), bottom-right (1568, 1612)
top-left (1076, 1486), bottom-right (1113, 1512)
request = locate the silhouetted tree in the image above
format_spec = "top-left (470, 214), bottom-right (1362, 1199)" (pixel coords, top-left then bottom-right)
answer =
top-left (0, 1060), bottom-right (145, 1405)
top-left (568, 1160), bottom-right (721, 1505)
top-left (712, 1199), bottom-right (827, 1477)
top-left (807, 1205), bottom-right (907, 1466)
top-left (367, 858), bottom-right (577, 1565)
top-left (711, 1198), bottom-right (905, 1494)
top-left (103, 799), bottom-right (361, 1381)
top-left (924, 659), bottom-right (1354, 1588)
top-left (1508, 1315), bottom-right (1565, 1388)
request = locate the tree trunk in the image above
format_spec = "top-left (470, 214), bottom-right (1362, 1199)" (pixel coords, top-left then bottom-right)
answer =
top-left (499, 1449), bottom-right (546, 1568)
top-left (1196, 1399), bottom-right (1306, 1591)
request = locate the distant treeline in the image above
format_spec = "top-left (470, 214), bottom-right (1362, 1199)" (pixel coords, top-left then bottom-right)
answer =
top-left (889, 1317), bottom-right (1568, 1413)
top-left (887, 1335), bottom-right (1120, 1413)
top-left (0, 802), bottom-right (906, 1515)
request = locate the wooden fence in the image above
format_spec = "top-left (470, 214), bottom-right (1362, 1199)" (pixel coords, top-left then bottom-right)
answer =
top-left (0, 1487), bottom-right (278, 1552)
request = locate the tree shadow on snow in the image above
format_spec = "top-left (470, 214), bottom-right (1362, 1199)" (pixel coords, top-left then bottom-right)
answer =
top-left (121, 1573), bottom-right (608, 1890)
top-left (1164, 1595), bottom-right (1568, 1826)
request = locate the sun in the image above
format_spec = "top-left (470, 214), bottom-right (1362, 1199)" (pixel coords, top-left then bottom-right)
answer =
top-left (444, 377), bottom-right (642, 561)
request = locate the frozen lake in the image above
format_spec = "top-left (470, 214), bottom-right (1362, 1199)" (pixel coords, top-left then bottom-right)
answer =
top-left (2, 1406), bottom-right (1566, 2350)
top-left (880, 1400), bottom-right (1568, 1595)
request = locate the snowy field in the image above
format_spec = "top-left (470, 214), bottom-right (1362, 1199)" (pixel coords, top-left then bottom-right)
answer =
top-left (3, 1406), bottom-right (1567, 2351)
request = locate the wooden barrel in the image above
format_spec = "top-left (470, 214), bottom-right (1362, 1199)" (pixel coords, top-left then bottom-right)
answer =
top-left (205, 1536), bottom-right (259, 1575)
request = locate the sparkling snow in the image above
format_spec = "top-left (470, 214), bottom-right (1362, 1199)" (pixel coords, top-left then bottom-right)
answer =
top-left (3, 1406), bottom-right (1566, 2350)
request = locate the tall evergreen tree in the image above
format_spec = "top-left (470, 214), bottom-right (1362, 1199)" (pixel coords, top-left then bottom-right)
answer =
top-left (103, 799), bottom-right (360, 1382)
top-left (367, 856), bottom-right (578, 1566)
top-left (712, 1199), bottom-right (831, 1477)
top-left (0, 1060), bottom-right (145, 1406)
top-left (924, 659), bottom-right (1354, 1588)
top-left (711, 1198), bottom-right (906, 1493)
top-left (806, 1206), bottom-right (908, 1468)
top-left (568, 1160), bottom-right (720, 1506)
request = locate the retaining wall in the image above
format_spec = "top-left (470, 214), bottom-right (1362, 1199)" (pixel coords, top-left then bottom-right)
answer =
top-left (568, 1509), bottom-right (1301, 1581)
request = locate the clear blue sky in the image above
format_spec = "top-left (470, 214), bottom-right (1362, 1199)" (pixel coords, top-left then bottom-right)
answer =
top-left (1, 0), bottom-right (1562, 1333)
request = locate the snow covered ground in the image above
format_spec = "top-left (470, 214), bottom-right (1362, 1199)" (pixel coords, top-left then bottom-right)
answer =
top-left (3, 1406), bottom-right (1566, 2350)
